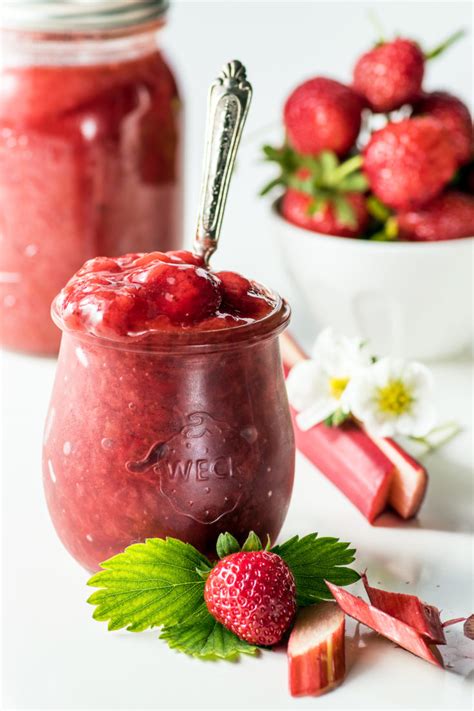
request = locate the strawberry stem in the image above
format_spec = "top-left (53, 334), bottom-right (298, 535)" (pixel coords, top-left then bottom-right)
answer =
top-left (425, 29), bottom-right (466, 60)
top-left (367, 9), bottom-right (386, 44)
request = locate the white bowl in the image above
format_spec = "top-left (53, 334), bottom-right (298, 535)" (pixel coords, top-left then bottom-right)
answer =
top-left (272, 203), bottom-right (474, 361)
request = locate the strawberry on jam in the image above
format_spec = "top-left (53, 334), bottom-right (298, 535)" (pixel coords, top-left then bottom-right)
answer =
top-left (56, 250), bottom-right (275, 337)
top-left (217, 271), bottom-right (274, 319)
top-left (128, 262), bottom-right (223, 324)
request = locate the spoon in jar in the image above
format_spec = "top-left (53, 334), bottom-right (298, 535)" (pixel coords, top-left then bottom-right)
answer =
top-left (193, 60), bottom-right (253, 265)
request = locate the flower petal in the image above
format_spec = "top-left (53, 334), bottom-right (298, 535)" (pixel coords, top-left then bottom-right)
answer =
top-left (286, 360), bottom-right (328, 411)
top-left (296, 399), bottom-right (338, 431)
top-left (311, 328), bottom-right (373, 379)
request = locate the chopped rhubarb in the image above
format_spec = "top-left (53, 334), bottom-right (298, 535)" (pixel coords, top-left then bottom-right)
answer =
top-left (325, 581), bottom-right (443, 667)
top-left (292, 415), bottom-right (394, 522)
top-left (463, 615), bottom-right (474, 640)
top-left (361, 573), bottom-right (446, 644)
top-left (280, 332), bottom-right (428, 522)
top-left (367, 434), bottom-right (428, 519)
top-left (288, 602), bottom-right (345, 697)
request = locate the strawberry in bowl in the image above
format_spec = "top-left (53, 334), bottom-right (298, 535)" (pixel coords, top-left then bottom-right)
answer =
top-left (261, 28), bottom-right (473, 359)
top-left (353, 37), bottom-right (425, 113)
top-left (284, 77), bottom-right (364, 157)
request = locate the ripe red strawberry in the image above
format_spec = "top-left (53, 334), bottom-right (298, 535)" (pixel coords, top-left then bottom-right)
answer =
top-left (204, 551), bottom-right (297, 646)
top-left (397, 191), bottom-right (474, 241)
top-left (129, 261), bottom-right (222, 324)
top-left (413, 91), bottom-right (473, 166)
top-left (216, 271), bottom-right (272, 318)
top-left (281, 188), bottom-right (368, 238)
top-left (353, 38), bottom-right (424, 113)
top-left (284, 77), bottom-right (363, 157)
top-left (363, 117), bottom-right (458, 209)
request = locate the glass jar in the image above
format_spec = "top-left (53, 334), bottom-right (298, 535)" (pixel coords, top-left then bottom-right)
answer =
top-left (0, 1), bottom-right (183, 355)
top-left (43, 296), bottom-right (295, 571)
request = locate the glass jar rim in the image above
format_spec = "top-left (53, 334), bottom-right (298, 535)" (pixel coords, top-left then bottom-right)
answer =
top-left (51, 293), bottom-right (291, 354)
top-left (1, 1), bottom-right (169, 34)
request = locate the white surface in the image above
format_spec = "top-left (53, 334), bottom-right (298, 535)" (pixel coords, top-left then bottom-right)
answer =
top-left (2, 1), bottom-right (474, 709)
top-left (274, 209), bottom-right (474, 361)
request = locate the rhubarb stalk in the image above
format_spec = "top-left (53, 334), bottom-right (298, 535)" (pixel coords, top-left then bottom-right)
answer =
top-left (280, 332), bottom-right (428, 520)
top-left (325, 581), bottom-right (442, 667)
top-left (293, 417), bottom-right (395, 522)
top-left (361, 573), bottom-right (446, 644)
top-left (366, 435), bottom-right (428, 519)
top-left (288, 602), bottom-right (345, 696)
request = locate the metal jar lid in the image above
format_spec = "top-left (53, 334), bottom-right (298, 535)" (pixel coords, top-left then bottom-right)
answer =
top-left (1, 1), bottom-right (169, 33)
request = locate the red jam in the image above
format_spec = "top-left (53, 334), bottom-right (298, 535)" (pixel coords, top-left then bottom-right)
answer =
top-left (0, 47), bottom-right (182, 355)
top-left (43, 251), bottom-right (294, 571)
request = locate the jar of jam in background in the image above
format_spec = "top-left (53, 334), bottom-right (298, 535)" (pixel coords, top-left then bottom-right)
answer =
top-left (42, 252), bottom-right (295, 572)
top-left (0, 1), bottom-right (183, 355)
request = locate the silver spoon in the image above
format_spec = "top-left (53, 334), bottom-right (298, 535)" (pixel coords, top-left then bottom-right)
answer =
top-left (193, 60), bottom-right (253, 264)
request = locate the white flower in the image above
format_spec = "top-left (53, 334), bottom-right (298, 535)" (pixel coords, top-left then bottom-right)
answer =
top-left (286, 328), bottom-right (373, 431)
top-left (344, 357), bottom-right (436, 438)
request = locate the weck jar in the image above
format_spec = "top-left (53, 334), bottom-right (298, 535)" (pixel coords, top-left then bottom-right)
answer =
top-left (0, 1), bottom-right (183, 355)
top-left (42, 250), bottom-right (295, 572)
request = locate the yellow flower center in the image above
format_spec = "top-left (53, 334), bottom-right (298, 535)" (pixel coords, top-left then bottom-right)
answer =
top-left (377, 380), bottom-right (413, 416)
top-left (329, 377), bottom-right (349, 400)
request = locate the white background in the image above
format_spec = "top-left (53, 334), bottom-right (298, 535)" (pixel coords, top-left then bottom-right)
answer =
top-left (1, 1), bottom-right (473, 709)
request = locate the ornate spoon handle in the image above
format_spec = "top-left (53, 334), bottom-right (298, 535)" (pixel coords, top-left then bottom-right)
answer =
top-left (194, 60), bottom-right (253, 263)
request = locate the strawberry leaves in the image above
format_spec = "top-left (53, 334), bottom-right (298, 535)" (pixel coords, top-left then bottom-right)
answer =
top-left (261, 145), bottom-right (368, 227)
top-left (87, 537), bottom-right (212, 632)
top-left (241, 531), bottom-right (265, 552)
top-left (216, 532), bottom-right (241, 559)
top-left (216, 530), bottom-right (266, 557)
top-left (87, 531), bottom-right (359, 660)
top-left (160, 606), bottom-right (259, 660)
top-left (272, 533), bottom-right (360, 605)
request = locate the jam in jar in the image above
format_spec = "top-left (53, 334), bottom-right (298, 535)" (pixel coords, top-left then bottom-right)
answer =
top-left (0, 1), bottom-right (182, 354)
top-left (43, 250), bottom-right (295, 571)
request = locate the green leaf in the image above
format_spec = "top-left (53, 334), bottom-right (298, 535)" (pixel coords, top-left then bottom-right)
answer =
top-left (160, 606), bottom-right (258, 660)
top-left (287, 174), bottom-right (313, 193)
top-left (216, 532), bottom-right (241, 559)
top-left (259, 177), bottom-right (284, 197)
top-left (331, 154), bottom-right (363, 183)
top-left (261, 144), bottom-right (300, 173)
top-left (319, 150), bottom-right (339, 183)
top-left (87, 537), bottom-right (212, 632)
top-left (299, 154), bottom-right (323, 182)
top-left (241, 531), bottom-right (263, 552)
top-left (331, 194), bottom-right (357, 228)
top-left (272, 533), bottom-right (359, 606)
top-left (338, 173), bottom-right (369, 193)
top-left (306, 194), bottom-right (328, 216)
top-left (195, 565), bottom-right (212, 580)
